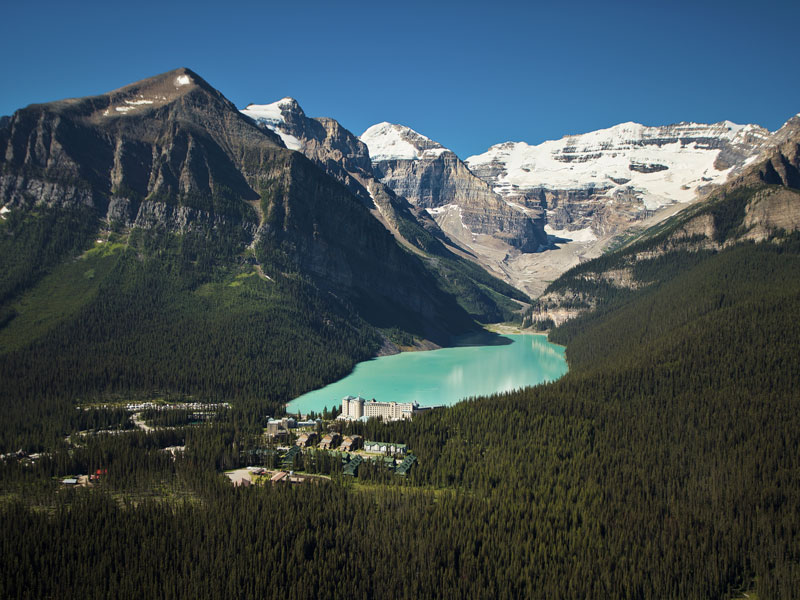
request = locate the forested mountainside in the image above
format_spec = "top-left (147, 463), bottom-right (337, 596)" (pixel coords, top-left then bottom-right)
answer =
top-left (0, 68), bottom-right (527, 446)
top-left (2, 175), bottom-right (799, 598)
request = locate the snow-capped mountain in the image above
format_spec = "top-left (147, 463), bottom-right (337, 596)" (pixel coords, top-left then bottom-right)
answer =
top-left (359, 117), bottom-right (790, 296)
top-left (361, 122), bottom-right (449, 162)
top-left (360, 122), bottom-right (548, 255)
top-left (465, 121), bottom-right (771, 234)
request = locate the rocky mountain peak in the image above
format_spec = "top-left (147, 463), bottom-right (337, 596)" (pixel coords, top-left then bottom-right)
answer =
top-left (360, 122), bottom-right (450, 162)
top-left (38, 67), bottom-right (235, 125)
top-left (0, 67), bottom-right (285, 221)
top-left (242, 97), bottom-right (305, 124)
top-left (241, 97), bottom-right (313, 151)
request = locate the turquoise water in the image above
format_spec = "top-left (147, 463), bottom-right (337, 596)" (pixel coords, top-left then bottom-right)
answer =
top-left (288, 334), bottom-right (568, 415)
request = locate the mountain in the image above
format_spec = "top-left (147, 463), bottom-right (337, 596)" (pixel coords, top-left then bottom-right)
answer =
top-left (359, 122), bottom-right (549, 291)
top-left (360, 122), bottom-right (546, 256)
top-left (359, 118), bottom-right (788, 296)
top-left (0, 68), bottom-right (512, 432)
top-left (241, 98), bottom-right (529, 322)
top-left (734, 114), bottom-right (800, 189)
top-left (465, 120), bottom-right (771, 233)
top-left (524, 120), bottom-right (800, 329)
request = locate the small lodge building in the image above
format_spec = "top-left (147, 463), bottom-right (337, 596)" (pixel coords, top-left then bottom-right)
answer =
top-left (295, 432), bottom-right (318, 448)
top-left (270, 471), bottom-right (288, 484)
top-left (281, 445), bottom-right (301, 468)
top-left (339, 435), bottom-right (363, 452)
top-left (318, 432), bottom-right (342, 450)
top-left (395, 454), bottom-right (417, 476)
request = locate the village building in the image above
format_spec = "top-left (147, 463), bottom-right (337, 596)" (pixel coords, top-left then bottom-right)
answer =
top-left (339, 435), bottom-right (363, 452)
top-left (266, 417), bottom-right (297, 442)
top-left (343, 455), bottom-right (363, 476)
top-left (395, 454), bottom-right (417, 476)
top-left (318, 432), bottom-right (342, 450)
top-left (295, 432), bottom-right (318, 448)
top-left (270, 471), bottom-right (288, 484)
top-left (281, 445), bottom-right (301, 468)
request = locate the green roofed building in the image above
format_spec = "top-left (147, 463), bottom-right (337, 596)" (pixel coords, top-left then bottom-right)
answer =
top-left (395, 454), bottom-right (417, 476)
top-left (281, 445), bottom-right (301, 468)
top-left (343, 455), bottom-right (363, 476)
top-left (363, 441), bottom-right (407, 456)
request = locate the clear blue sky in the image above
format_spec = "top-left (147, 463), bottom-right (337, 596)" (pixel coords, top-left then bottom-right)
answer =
top-left (2, 0), bottom-right (798, 158)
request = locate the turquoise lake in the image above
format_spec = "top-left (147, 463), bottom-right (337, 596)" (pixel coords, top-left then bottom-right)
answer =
top-left (288, 334), bottom-right (568, 415)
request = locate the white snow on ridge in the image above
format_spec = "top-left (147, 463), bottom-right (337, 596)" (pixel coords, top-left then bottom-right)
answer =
top-left (240, 99), bottom-right (303, 151)
top-left (361, 122), bottom-right (422, 161)
top-left (360, 122), bottom-right (448, 162)
top-left (241, 98), bottom-right (295, 126)
top-left (272, 130), bottom-right (303, 151)
top-left (175, 74), bottom-right (192, 86)
top-left (465, 120), bottom-right (769, 209)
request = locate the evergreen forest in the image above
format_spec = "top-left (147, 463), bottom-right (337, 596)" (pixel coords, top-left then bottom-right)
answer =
top-left (1, 184), bottom-right (799, 598)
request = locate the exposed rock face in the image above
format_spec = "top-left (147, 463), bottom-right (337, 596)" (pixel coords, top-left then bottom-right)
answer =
top-left (735, 115), bottom-right (800, 190)
top-left (241, 98), bottom-right (531, 321)
top-left (0, 68), bottom-right (282, 226)
top-left (360, 123), bottom-right (548, 252)
top-left (465, 121), bottom-right (772, 237)
top-left (242, 99), bottom-right (378, 204)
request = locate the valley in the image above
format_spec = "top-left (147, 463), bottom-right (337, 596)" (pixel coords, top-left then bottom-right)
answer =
top-left (1, 67), bottom-right (799, 599)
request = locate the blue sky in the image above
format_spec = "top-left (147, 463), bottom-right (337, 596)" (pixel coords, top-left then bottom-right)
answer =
top-left (2, 0), bottom-right (798, 158)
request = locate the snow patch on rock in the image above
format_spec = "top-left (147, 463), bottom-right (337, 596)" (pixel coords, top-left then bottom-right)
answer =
top-left (544, 224), bottom-right (597, 243)
top-left (240, 99), bottom-right (303, 151)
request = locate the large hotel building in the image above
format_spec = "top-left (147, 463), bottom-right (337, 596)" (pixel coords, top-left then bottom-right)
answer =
top-left (338, 395), bottom-right (418, 421)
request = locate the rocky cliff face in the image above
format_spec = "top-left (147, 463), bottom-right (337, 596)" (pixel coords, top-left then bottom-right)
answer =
top-left (241, 98), bottom-right (531, 322)
top-left (242, 99), bottom-right (375, 204)
top-left (734, 115), bottom-right (800, 190)
top-left (360, 123), bottom-right (548, 253)
top-left (465, 121), bottom-right (772, 238)
top-left (242, 98), bottom-right (477, 266)
top-left (0, 68), bottom-right (283, 227)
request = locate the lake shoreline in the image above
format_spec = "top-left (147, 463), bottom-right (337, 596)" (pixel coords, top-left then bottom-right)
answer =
top-left (287, 334), bottom-right (568, 414)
